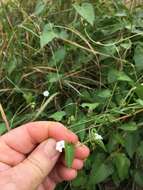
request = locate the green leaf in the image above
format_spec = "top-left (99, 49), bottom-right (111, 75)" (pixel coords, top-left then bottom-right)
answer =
top-left (47, 73), bottom-right (63, 83)
top-left (72, 175), bottom-right (85, 187)
top-left (120, 40), bottom-right (132, 50)
top-left (133, 44), bottom-right (143, 71)
top-left (65, 143), bottom-right (75, 168)
top-left (117, 72), bottom-right (132, 82)
top-left (134, 170), bottom-right (143, 187)
top-left (49, 47), bottom-right (66, 65)
top-left (71, 115), bottom-right (86, 142)
top-left (94, 163), bottom-right (114, 184)
top-left (40, 24), bottom-right (58, 48)
top-left (49, 111), bottom-right (66, 121)
top-left (113, 153), bottom-right (130, 181)
top-left (23, 92), bottom-right (34, 104)
top-left (58, 30), bottom-right (69, 40)
top-left (137, 141), bottom-right (143, 158)
top-left (135, 85), bottom-right (143, 100)
top-left (107, 133), bottom-right (125, 153)
top-left (136, 98), bottom-right (143, 106)
top-left (124, 132), bottom-right (140, 158)
top-left (75, 123), bottom-right (86, 142)
top-left (34, 0), bottom-right (46, 15)
top-left (97, 89), bottom-right (111, 98)
top-left (90, 162), bottom-right (114, 184)
top-left (73, 3), bottom-right (95, 26)
top-left (81, 103), bottom-right (99, 111)
top-left (99, 44), bottom-right (117, 57)
top-left (72, 171), bottom-right (87, 187)
top-left (65, 99), bottom-right (77, 117)
top-left (108, 69), bottom-right (132, 83)
top-left (5, 56), bottom-right (17, 75)
top-left (89, 153), bottom-right (113, 184)
top-left (0, 123), bottom-right (7, 135)
top-left (119, 122), bottom-right (138, 131)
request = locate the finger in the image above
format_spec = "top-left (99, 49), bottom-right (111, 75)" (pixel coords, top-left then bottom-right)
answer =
top-left (0, 121), bottom-right (78, 155)
top-left (0, 162), bottom-right (11, 172)
top-left (58, 166), bottom-right (77, 181)
top-left (75, 143), bottom-right (90, 160)
top-left (37, 184), bottom-right (45, 190)
top-left (59, 142), bottom-right (90, 163)
top-left (42, 177), bottom-right (56, 190)
top-left (61, 157), bottom-right (84, 170)
top-left (0, 141), bottom-right (25, 166)
top-left (12, 139), bottom-right (60, 190)
top-left (49, 164), bottom-right (77, 183)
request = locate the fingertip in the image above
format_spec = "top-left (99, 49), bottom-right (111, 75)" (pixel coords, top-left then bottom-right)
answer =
top-left (69, 169), bottom-right (77, 180)
top-left (83, 145), bottom-right (90, 157)
top-left (61, 158), bottom-right (84, 170)
top-left (72, 159), bottom-right (84, 170)
top-left (58, 166), bottom-right (77, 181)
top-left (66, 169), bottom-right (77, 181)
top-left (66, 131), bottom-right (79, 143)
top-left (75, 144), bottom-right (90, 159)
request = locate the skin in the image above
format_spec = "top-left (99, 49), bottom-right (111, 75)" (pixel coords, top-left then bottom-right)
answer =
top-left (0, 121), bottom-right (90, 190)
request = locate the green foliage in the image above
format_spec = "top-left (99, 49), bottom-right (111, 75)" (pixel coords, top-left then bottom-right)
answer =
top-left (49, 111), bottom-right (66, 121)
top-left (134, 170), bottom-right (143, 187)
top-left (124, 131), bottom-right (140, 158)
top-left (119, 122), bottom-right (138, 131)
top-left (89, 153), bottom-right (114, 184)
top-left (113, 153), bottom-right (130, 181)
top-left (40, 23), bottom-right (58, 48)
top-left (73, 3), bottom-right (95, 26)
top-left (65, 142), bottom-right (75, 168)
top-left (133, 44), bottom-right (143, 71)
top-left (1, 0), bottom-right (143, 189)
top-left (0, 123), bottom-right (7, 135)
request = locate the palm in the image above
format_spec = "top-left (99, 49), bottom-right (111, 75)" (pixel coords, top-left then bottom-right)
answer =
top-left (0, 162), bottom-right (62, 190)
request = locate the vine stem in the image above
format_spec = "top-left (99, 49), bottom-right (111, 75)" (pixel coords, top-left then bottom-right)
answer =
top-left (72, 107), bottom-right (143, 135)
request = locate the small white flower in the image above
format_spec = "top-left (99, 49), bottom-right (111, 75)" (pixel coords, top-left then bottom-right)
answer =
top-left (56, 140), bottom-right (65, 152)
top-left (94, 133), bottom-right (103, 140)
top-left (43, 90), bottom-right (49, 97)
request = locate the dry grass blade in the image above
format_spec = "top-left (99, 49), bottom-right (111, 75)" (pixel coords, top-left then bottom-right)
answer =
top-left (0, 103), bottom-right (10, 131)
top-left (32, 92), bottom-right (59, 121)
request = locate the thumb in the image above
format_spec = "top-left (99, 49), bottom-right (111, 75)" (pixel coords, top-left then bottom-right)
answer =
top-left (12, 139), bottom-right (60, 190)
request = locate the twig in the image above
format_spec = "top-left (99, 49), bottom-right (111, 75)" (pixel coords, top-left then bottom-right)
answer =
top-left (0, 103), bottom-right (10, 131)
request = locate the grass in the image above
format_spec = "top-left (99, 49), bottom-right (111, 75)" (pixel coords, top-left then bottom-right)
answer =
top-left (1, 0), bottom-right (143, 189)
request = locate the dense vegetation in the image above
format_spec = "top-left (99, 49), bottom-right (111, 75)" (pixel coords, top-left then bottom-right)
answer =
top-left (1, 0), bottom-right (143, 189)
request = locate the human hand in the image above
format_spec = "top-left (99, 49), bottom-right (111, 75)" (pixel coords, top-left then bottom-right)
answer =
top-left (0, 121), bottom-right (89, 190)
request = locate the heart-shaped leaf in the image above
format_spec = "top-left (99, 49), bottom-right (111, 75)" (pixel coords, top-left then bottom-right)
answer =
top-left (73, 3), bottom-right (95, 26)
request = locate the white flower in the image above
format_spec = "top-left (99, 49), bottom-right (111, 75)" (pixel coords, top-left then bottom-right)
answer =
top-left (94, 133), bottom-right (103, 140)
top-left (56, 140), bottom-right (65, 152)
top-left (43, 90), bottom-right (49, 97)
